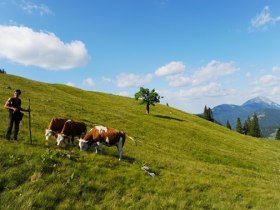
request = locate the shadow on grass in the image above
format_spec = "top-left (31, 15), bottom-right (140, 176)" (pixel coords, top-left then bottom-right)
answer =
top-left (122, 155), bottom-right (136, 164)
top-left (82, 146), bottom-right (136, 163)
top-left (153, 114), bottom-right (185, 122)
top-left (97, 152), bottom-right (136, 164)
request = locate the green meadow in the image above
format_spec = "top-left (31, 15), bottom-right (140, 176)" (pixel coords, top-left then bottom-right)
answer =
top-left (1, 73), bottom-right (280, 209)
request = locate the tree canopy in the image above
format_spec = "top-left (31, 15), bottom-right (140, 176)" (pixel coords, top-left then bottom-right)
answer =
top-left (134, 87), bottom-right (162, 114)
top-left (203, 105), bottom-right (214, 122)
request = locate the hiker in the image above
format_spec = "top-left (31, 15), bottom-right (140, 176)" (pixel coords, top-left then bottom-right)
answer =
top-left (3, 89), bottom-right (30, 140)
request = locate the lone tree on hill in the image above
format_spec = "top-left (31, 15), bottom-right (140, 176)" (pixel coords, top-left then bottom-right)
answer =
top-left (134, 87), bottom-right (162, 114)
top-left (275, 128), bottom-right (280, 140)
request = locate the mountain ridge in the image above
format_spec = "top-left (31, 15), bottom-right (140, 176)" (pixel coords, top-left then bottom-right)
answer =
top-left (212, 96), bottom-right (280, 138)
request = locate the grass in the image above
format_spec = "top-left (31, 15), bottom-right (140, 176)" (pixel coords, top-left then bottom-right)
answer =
top-left (1, 73), bottom-right (280, 209)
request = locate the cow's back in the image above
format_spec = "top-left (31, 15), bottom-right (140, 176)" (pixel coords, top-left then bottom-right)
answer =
top-left (61, 120), bottom-right (87, 136)
top-left (48, 118), bottom-right (68, 132)
top-left (77, 122), bottom-right (87, 136)
top-left (101, 128), bottom-right (126, 146)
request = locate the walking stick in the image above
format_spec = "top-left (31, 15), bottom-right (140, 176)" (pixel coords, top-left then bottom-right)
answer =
top-left (28, 98), bottom-right (32, 144)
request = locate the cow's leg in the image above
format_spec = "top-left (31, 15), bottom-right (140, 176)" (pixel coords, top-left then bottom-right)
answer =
top-left (97, 142), bottom-right (103, 154)
top-left (117, 137), bottom-right (123, 161)
top-left (94, 143), bottom-right (98, 154)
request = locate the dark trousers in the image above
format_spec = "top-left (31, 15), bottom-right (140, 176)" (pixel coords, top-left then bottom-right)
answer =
top-left (6, 112), bottom-right (20, 140)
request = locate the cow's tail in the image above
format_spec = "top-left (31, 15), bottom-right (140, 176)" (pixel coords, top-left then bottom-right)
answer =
top-left (127, 135), bottom-right (137, 146)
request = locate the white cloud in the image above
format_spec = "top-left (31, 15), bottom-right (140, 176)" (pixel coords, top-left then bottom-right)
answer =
top-left (159, 83), bottom-right (238, 113)
top-left (176, 83), bottom-right (227, 98)
top-left (166, 74), bottom-right (191, 87)
top-left (160, 86), bottom-right (244, 114)
top-left (254, 74), bottom-right (279, 86)
top-left (251, 6), bottom-right (272, 28)
top-left (250, 85), bottom-right (280, 99)
top-left (250, 74), bottom-right (280, 99)
top-left (117, 73), bottom-right (153, 88)
top-left (102, 76), bottom-right (112, 83)
top-left (272, 66), bottom-right (280, 72)
top-left (0, 25), bottom-right (89, 70)
top-left (118, 91), bottom-right (130, 97)
top-left (271, 87), bottom-right (280, 95)
top-left (83, 78), bottom-right (96, 87)
top-left (66, 82), bottom-right (76, 87)
top-left (192, 60), bottom-right (239, 85)
top-left (165, 60), bottom-right (238, 87)
top-left (155, 61), bottom-right (185, 76)
top-left (18, 0), bottom-right (53, 16)
top-left (250, 6), bottom-right (280, 30)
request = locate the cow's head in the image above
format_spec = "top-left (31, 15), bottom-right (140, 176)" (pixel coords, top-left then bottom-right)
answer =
top-left (56, 134), bottom-right (65, 146)
top-left (79, 139), bottom-right (89, 151)
top-left (45, 129), bottom-right (54, 141)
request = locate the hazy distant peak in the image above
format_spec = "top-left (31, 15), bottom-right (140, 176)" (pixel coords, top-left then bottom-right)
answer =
top-left (243, 96), bottom-right (270, 104)
top-left (242, 96), bottom-right (280, 109)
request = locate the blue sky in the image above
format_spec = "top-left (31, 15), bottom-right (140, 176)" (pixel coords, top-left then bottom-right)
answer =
top-left (1, 0), bottom-right (280, 113)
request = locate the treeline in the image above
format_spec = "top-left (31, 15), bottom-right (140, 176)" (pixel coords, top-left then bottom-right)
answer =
top-left (0, 68), bottom-right (7, 74)
top-left (226, 114), bottom-right (261, 138)
top-left (202, 105), bottom-right (262, 138)
top-left (234, 113), bottom-right (261, 138)
top-left (203, 105), bottom-right (214, 122)
top-left (230, 115), bottom-right (280, 140)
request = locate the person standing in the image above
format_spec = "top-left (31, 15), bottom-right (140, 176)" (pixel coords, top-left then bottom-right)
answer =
top-left (3, 89), bottom-right (30, 140)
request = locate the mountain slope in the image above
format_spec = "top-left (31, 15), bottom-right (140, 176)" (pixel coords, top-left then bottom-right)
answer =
top-left (255, 109), bottom-right (280, 138)
top-left (242, 96), bottom-right (280, 112)
top-left (212, 97), bottom-right (280, 138)
top-left (212, 104), bottom-right (250, 125)
top-left (1, 74), bottom-right (280, 209)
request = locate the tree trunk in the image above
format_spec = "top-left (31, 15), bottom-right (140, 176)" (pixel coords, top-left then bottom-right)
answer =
top-left (146, 103), bottom-right (150, 114)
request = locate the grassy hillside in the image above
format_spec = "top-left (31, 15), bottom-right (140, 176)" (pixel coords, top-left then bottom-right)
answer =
top-left (1, 73), bottom-right (280, 209)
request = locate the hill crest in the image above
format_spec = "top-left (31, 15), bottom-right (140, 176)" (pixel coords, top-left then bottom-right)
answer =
top-left (1, 73), bottom-right (280, 209)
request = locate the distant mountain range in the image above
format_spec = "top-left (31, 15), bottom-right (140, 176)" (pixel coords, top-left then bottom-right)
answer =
top-left (212, 97), bottom-right (280, 138)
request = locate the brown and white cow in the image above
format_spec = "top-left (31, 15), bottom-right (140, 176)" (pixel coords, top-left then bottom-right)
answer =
top-left (56, 120), bottom-right (87, 146)
top-left (78, 126), bottom-right (128, 160)
top-left (45, 118), bottom-right (69, 141)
